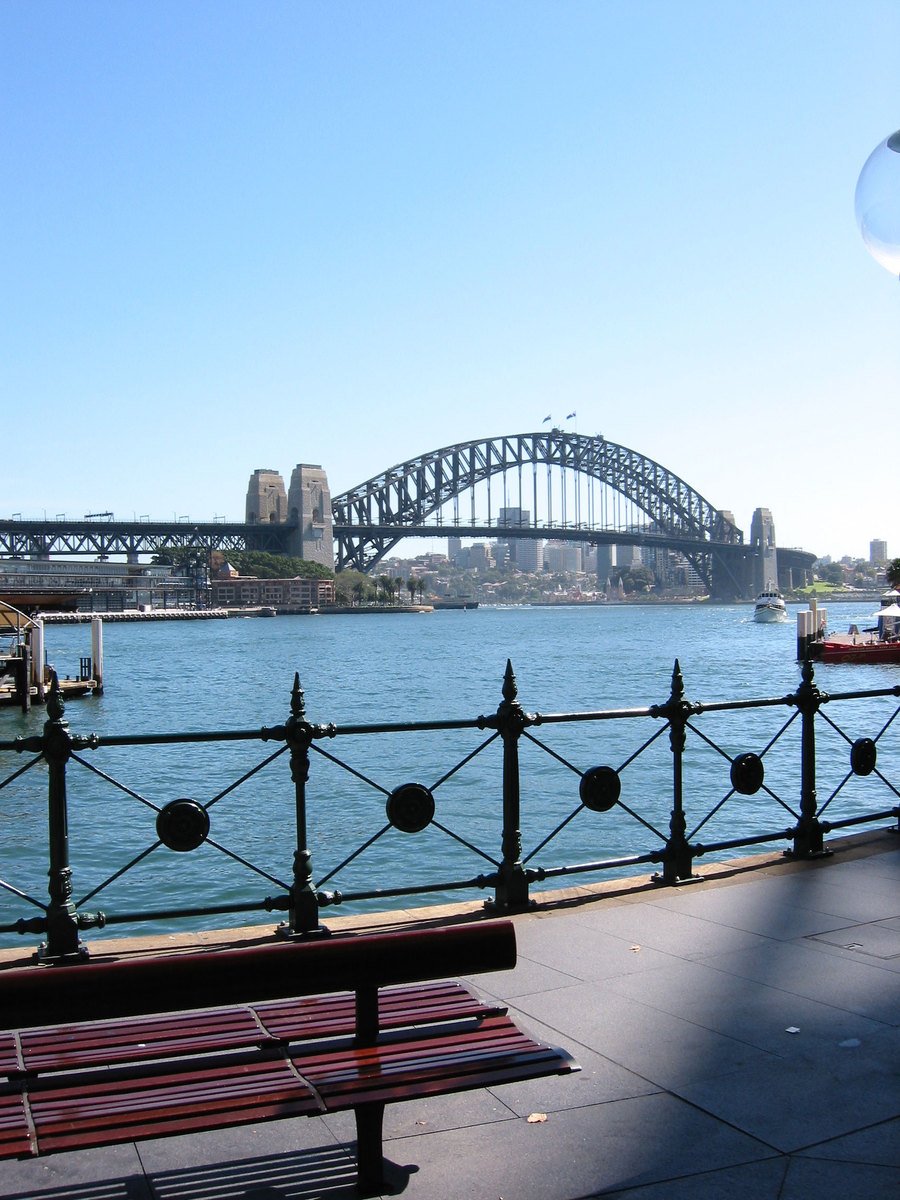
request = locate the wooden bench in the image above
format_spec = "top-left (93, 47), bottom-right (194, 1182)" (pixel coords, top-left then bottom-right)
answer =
top-left (0, 921), bottom-right (578, 1194)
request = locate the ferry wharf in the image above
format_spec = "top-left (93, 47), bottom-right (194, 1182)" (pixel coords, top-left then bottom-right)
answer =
top-left (0, 830), bottom-right (896, 1200)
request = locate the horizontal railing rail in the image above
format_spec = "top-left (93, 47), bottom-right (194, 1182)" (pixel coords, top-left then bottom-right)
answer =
top-left (0, 659), bottom-right (897, 961)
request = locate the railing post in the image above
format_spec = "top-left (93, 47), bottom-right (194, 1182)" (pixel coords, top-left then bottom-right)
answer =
top-left (789, 658), bottom-right (829, 858)
top-left (280, 673), bottom-right (324, 937)
top-left (655, 659), bottom-right (698, 885)
top-left (494, 660), bottom-right (530, 911)
top-left (40, 673), bottom-right (87, 962)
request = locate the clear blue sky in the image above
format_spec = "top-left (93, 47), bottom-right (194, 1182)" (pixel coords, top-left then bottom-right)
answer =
top-left (2, 1), bottom-right (897, 562)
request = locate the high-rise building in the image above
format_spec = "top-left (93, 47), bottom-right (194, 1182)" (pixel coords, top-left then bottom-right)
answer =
top-left (870, 539), bottom-right (888, 564)
top-left (497, 507), bottom-right (543, 572)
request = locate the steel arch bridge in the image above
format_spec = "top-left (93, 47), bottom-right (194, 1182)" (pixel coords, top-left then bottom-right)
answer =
top-left (332, 431), bottom-right (744, 587)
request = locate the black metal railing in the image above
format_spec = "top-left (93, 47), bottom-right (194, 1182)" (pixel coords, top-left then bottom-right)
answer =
top-left (0, 659), bottom-right (897, 961)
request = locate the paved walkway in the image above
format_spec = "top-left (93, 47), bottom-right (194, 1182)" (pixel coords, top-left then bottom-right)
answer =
top-left (0, 830), bottom-right (897, 1200)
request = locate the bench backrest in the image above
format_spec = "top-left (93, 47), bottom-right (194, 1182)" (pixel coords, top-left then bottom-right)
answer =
top-left (0, 920), bottom-right (517, 1030)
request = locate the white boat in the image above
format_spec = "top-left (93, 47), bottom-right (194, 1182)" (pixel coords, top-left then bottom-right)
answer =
top-left (753, 584), bottom-right (787, 623)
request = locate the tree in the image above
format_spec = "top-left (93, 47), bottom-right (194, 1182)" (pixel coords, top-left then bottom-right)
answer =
top-left (817, 563), bottom-right (846, 586)
top-left (154, 549), bottom-right (333, 580)
top-left (887, 558), bottom-right (900, 589)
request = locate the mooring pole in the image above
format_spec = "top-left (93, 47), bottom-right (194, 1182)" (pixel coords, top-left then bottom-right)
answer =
top-left (40, 673), bottom-right (86, 961)
top-left (494, 659), bottom-right (530, 911)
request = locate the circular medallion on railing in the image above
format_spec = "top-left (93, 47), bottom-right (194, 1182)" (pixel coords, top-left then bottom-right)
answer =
top-left (386, 783), bottom-right (435, 833)
top-left (730, 752), bottom-right (764, 795)
top-left (156, 799), bottom-right (211, 852)
top-left (579, 765), bottom-right (621, 812)
top-left (850, 737), bottom-right (877, 777)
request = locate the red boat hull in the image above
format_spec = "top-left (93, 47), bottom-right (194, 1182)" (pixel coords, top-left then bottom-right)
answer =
top-left (811, 640), bottom-right (900, 664)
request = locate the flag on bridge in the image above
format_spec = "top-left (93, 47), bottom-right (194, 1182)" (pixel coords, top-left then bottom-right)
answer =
top-left (542, 414), bottom-right (552, 423)
top-left (566, 411), bottom-right (577, 419)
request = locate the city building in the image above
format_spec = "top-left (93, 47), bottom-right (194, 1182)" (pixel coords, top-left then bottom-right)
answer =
top-left (497, 507), bottom-right (543, 572)
top-left (209, 575), bottom-right (335, 610)
top-left (870, 539), bottom-right (888, 564)
top-left (0, 558), bottom-right (201, 611)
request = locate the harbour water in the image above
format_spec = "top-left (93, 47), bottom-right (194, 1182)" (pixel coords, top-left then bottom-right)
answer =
top-left (1, 600), bottom-right (897, 945)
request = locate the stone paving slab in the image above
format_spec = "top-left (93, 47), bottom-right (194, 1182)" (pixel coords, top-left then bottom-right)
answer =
top-left (0, 833), bottom-right (896, 1200)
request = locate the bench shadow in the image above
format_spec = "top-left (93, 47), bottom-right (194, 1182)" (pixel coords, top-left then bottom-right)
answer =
top-left (1, 1146), bottom-right (417, 1200)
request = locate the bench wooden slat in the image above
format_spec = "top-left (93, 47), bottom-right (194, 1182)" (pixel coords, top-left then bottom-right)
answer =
top-left (254, 980), bottom-right (503, 1042)
top-left (0, 1094), bottom-right (32, 1158)
top-left (25, 1056), bottom-right (322, 1156)
top-left (0, 1035), bottom-right (19, 1076)
top-left (7, 981), bottom-right (503, 1077)
top-left (16, 1007), bottom-right (271, 1074)
top-left (295, 1014), bottom-right (577, 1109)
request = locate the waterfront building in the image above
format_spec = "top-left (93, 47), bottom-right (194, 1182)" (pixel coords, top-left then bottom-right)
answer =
top-left (870, 538), bottom-right (888, 564)
top-left (0, 557), bottom-right (200, 610)
top-left (209, 575), bottom-right (335, 610)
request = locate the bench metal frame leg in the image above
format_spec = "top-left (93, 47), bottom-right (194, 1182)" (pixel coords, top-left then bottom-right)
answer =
top-left (354, 1101), bottom-right (387, 1195)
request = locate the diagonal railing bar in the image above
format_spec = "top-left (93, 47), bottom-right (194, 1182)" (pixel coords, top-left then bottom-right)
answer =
top-left (76, 841), bottom-right (163, 906)
top-left (520, 721), bottom-right (674, 863)
top-left (616, 723), bottom-right (670, 772)
top-left (813, 706), bottom-right (899, 816)
top-left (520, 729), bottom-right (584, 776)
top-left (611, 797), bottom-right (668, 841)
top-left (684, 713), bottom-right (794, 763)
top-left (428, 819), bottom-right (500, 866)
top-left (315, 823), bottom-right (393, 889)
top-left (684, 711), bottom-right (801, 839)
top-left (688, 785), bottom-right (738, 840)
top-left (817, 768), bottom-right (857, 818)
top-left (309, 742), bottom-right (390, 795)
top-left (817, 703), bottom-right (899, 747)
top-left (0, 876), bottom-right (47, 911)
top-left (428, 731), bottom-right (500, 790)
top-left (69, 751), bottom-right (159, 810)
top-left (206, 743), bottom-right (289, 809)
top-left (200, 836), bottom-right (290, 890)
top-left (0, 753), bottom-right (44, 792)
top-left (522, 805), bottom-right (584, 864)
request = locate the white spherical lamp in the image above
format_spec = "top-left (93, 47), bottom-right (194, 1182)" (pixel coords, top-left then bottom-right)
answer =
top-left (855, 130), bottom-right (900, 277)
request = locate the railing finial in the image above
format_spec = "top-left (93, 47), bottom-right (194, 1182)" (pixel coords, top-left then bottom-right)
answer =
top-left (46, 669), bottom-right (64, 721)
top-left (670, 658), bottom-right (684, 701)
top-left (502, 659), bottom-right (518, 704)
top-left (290, 672), bottom-right (306, 720)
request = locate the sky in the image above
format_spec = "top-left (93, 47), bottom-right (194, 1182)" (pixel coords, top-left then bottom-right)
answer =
top-left (2, 1), bottom-right (898, 563)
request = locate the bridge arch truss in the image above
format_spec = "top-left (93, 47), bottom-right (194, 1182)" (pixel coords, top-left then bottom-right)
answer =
top-left (332, 431), bottom-right (743, 582)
